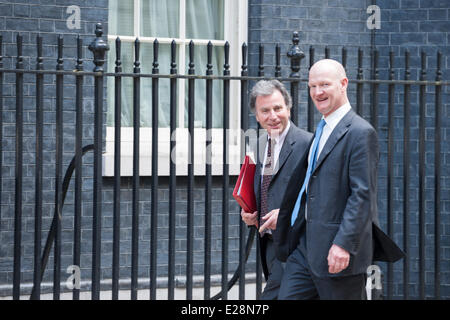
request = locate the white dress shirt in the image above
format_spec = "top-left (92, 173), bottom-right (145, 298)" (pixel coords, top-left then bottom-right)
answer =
top-left (309, 103), bottom-right (352, 168)
top-left (262, 120), bottom-right (291, 179)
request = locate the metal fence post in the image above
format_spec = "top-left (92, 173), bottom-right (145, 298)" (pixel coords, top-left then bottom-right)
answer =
top-left (0, 36), bottom-right (3, 232)
top-left (287, 31), bottom-right (305, 127)
top-left (88, 23), bottom-right (109, 300)
top-left (13, 33), bottom-right (24, 300)
top-left (434, 51), bottom-right (442, 300)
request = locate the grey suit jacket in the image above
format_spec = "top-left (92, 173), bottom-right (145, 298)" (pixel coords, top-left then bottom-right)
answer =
top-left (278, 109), bottom-right (380, 278)
top-left (253, 122), bottom-right (312, 280)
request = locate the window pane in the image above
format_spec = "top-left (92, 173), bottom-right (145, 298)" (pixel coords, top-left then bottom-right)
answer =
top-left (107, 40), bottom-right (178, 128)
top-left (108, 0), bottom-right (134, 36)
top-left (140, 42), bottom-right (178, 127)
top-left (184, 44), bottom-right (223, 128)
top-left (107, 40), bottom-right (134, 127)
top-left (141, 0), bottom-right (180, 38)
top-left (186, 0), bottom-right (224, 40)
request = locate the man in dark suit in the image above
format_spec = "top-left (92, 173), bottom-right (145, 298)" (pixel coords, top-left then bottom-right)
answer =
top-left (240, 80), bottom-right (312, 300)
top-left (277, 59), bottom-right (380, 300)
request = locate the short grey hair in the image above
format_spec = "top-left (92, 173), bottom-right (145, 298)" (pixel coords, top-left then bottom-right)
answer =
top-left (249, 80), bottom-right (292, 113)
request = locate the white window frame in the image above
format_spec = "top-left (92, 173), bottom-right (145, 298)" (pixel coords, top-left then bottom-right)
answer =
top-left (104, 0), bottom-right (248, 176)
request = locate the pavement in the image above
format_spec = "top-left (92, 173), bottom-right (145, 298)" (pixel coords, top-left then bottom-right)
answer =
top-left (0, 284), bottom-right (259, 300)
top-left (0, 274), bottom-right (263, 300)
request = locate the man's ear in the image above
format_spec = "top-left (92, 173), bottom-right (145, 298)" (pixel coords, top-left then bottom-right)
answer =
top-left (340, 77), bottom-right (348, 92)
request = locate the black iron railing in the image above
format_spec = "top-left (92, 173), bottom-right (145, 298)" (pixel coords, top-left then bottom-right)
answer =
top-left (0, 23), bottom-right (448, 300)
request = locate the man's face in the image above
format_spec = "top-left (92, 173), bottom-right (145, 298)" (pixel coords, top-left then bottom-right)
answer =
top-left (308, 63), bottom-right (348, 117)
top-left (254, 89), bottom-right (291, 137)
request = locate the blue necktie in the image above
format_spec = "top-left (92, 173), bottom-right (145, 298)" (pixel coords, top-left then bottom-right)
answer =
top-left (290, 119), bottom-right (326, 226)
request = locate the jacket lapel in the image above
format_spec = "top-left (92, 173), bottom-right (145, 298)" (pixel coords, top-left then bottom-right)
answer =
top-left (313, 110), bottom-right (355, 173)
top-left (254, 123), bottom-right (297, 197)
top-left (271, 124), bottom-right (295, 178)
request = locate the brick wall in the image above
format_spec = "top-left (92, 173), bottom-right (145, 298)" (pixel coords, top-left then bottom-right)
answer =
top-left (0, 0), bottom-right (109, 293)
top-left (248, 0), bottom-right (449, 299)
top-left (0, 0), bottom-right (248, 296)
top-left (374, 0), bottom-right (450, 299)
top-left (0, 0), bottom-right (448, 299)
top-left (247, 0), bottom-right (374, 129)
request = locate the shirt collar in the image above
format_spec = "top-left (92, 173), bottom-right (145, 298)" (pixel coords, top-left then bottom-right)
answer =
top-left (268, 120), bottom-right (290, 145)
top-left (322, 103), bottom-right (351, 130)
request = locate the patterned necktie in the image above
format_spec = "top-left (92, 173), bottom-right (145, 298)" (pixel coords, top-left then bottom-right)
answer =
top-left (290, 119), bottom-right (326, 226)
top-left (260, 138), bottom-right (274, 233)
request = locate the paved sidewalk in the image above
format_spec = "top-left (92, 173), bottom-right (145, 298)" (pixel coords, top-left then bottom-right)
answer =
top-left (0, 283), bottom-right (260, 300)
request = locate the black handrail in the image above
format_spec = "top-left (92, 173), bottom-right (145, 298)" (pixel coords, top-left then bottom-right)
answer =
top-left (211, 227), bottom-right (257, 300)
top-left (29, 143), bottom-right (258, 300)
top-left (30, 144), bottom-right (94, 299)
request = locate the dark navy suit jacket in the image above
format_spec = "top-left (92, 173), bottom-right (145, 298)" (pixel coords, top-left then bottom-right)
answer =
top-left (276, 109), bottom-right (387, 278)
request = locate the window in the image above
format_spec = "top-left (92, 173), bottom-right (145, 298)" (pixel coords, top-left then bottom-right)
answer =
top-left (104, 0), bottom-right (247, 176)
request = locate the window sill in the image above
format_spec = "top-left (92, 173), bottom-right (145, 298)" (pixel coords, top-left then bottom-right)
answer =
top-left (102, 127), bottom-right (243, 176)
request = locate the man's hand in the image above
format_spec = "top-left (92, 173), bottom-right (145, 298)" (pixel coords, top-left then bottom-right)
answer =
top-left (241, 209), bottom-right (258, 228)
top-left (259, 209), bottom-right (279, 234)
top-left (327, 244), bottom-right (350, 274)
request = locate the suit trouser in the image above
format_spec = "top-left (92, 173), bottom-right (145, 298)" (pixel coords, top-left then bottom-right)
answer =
top-left (260, 236), bottom-right (284, 300)
top-left (278, 238), bottom-right (367, 300)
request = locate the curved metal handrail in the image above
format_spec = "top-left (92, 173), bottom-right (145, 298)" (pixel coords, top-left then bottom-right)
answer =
top-left (30, 144), bottom-right (258, 299)
top-left (30, 144), bottom-right (94, 299)
top-left (211, 227), bottom-right (257, 300)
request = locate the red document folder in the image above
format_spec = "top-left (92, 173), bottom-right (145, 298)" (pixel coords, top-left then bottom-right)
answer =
top-left (233, 155), bottom-right (257, 213)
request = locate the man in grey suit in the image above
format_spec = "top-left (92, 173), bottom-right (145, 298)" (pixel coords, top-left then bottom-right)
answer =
top-left (277, 59), bottom-right (380, 299)
top-left (240, 80), bottom-right (312, 300)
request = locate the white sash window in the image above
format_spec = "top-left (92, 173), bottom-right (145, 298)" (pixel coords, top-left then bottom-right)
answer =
top-left (105, 0), bottom-right (248, 176)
